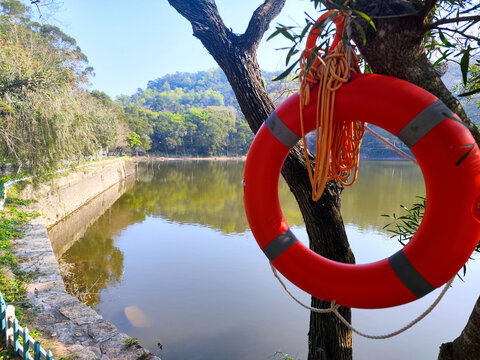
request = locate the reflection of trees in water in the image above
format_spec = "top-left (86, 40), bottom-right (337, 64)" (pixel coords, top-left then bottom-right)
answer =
top-left (62, 233), bottom-right (124, 307)
top-left (75, 160), bottom-right (423, 238)
top-left (133, 161), bottom-right (423, 233)
top-left (341, 161), bottom-right (425, 231)
top-left (127, 161), bottom-right (305, 234)
top-left (60, 160), bottom-right (424, 307)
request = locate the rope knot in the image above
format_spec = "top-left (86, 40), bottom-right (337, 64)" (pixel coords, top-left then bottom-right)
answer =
top-left (330, 299), bottom-right (340, 312)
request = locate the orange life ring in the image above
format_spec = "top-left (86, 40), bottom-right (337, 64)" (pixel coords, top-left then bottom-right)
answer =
top-left (243, 73), bottom-right (480, 309)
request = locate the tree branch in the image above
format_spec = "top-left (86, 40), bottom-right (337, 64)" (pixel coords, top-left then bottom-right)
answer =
top-left (167, 0), bottom-right (230, 46)
top-left (426, 14), bottom-right (480, 30)
top-left (239, 0), bottom-right (286, 52)
top-left (438, 27), bottom-right (480, 43)
top-left (320, 0), bottom-right (335, 10)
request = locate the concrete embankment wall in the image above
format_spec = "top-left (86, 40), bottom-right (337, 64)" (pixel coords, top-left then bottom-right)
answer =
top-left (48, 173), bottom-right (136, 258)
top-left (13, 159), bottom-right (160, 360)
top-left (19, 159), bottom-right (136, 228)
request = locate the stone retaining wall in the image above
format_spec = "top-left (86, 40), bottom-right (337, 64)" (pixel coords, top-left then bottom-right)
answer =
top-left (13, 159), bottom-right (160, 359)
top-left (48, 174), bottom-right (136, 258)
top-left (19, 159), bottom-right (136, 228)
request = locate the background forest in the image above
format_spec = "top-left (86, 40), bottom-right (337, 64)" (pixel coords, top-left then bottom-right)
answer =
top-left (0, 0), bottom-right (478, 175)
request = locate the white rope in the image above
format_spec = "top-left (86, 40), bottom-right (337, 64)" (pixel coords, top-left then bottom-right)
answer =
top-left (270, 263), bottom-right (455, 339)
top-left (270, 263), bottom-right (340, 314)
top-left (365, 125), bottom-right (418, 165)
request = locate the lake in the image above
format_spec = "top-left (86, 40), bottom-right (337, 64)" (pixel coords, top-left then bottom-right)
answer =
top-left (49, 160), bottom-right (480, 360)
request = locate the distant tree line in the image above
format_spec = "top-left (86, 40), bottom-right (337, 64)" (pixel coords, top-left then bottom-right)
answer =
top-left (116, 68), bottom-right (292, 157)
top-left (119, 67), bottom-right (479, 159)
top-left (2, 0), bottom-right (476, 167)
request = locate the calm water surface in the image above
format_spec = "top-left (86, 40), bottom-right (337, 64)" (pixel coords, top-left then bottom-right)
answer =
top-left (50, 161), bottom-right (480, 360)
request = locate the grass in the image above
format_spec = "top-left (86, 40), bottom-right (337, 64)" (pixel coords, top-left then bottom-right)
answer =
top-left (124, 337), bottom-right (139, 348)
top-left (5, 197), bottom-right (35, 206)
top-left (0, 198), bottom-right (41, 357)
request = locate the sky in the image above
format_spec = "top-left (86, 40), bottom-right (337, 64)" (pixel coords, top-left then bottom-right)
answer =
top-left (42, 0), bottom-right (317, 98)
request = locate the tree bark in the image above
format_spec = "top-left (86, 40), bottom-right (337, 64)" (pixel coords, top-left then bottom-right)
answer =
top-left (348, 1), bottom-right (480, 144)
top-left (168, 1), bottom-right (354, 359)
top-left (438, 297), bottom-right (480, 360)
top-left (345, 2), bottom-right (480, 359)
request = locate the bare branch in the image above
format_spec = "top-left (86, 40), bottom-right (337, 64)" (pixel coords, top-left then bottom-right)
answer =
top-left (168, 0), bottom-right (286, 55)
top-left (437, 26), bottom-right (480, 43)
top-left (167, 0), bottom-right (229, 45)
top-left (320, 0), bottom-right (335, 10)
top-left (239, 0), bottom-right (286, 51)
top-left (426, 14), bottom-right (480, 30)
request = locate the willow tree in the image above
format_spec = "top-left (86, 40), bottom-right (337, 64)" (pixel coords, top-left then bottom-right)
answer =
top-left (0, 0), bottom-right (122, 174)
top-left (168, 1), bottom-right (480, 359)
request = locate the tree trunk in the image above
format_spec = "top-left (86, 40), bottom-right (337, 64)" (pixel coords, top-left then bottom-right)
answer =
top-left (345, 2), bottom-right (480, 359)
top-left (168, 1), bottom-right (354, 359)
top-left (349, 3), bottom-right (480, 143)
top-left (438, 297), bottom-right (480, 360)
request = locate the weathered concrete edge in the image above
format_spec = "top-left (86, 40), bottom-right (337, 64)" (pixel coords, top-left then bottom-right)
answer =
top-left (19, 159), bottom-right (136, 228)
top-left (13, 161), bottom-right (160, 360)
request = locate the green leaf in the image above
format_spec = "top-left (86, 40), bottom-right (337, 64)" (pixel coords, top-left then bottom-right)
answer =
top-left (273, 60), bottom-right (299, 81)
top-left (432, 50), bottom-right (452, 67)
top-left (285, 47), bottom-right (299, 66)
top-left (460, 47), bottom-right (471, 86)
top-left (353, 10), bottom-right (376, 31)
top-left (267, 26), bottom-right (295, 42)
top-left (267, 28), bottom-right (282, 41)
top-left (310, 12), bottom-right (337, 38)
top-left (455, 144), bottom-right (474, 166)
top-left (299, 21), bottom-right (312, 40)
top-left (438, 29), bottom-right (453, 47)
top-left (278, 27), bottom-right (295, 41)
top-left (351, 18), bottom-right (367, 45)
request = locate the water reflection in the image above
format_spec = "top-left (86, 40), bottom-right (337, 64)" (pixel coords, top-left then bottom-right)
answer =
top-left (342, 161), bottom-right (425, 231)
top-left (49, 175), bottom-right (135, 257)
top-left (137, 160), bottom-right (425, 232)
top-left (62, 232), bottom-right (124, 306)
top-left (56, 160), bottom-right (425, 307)
top-left (60, 160), bottom-right (423, 238)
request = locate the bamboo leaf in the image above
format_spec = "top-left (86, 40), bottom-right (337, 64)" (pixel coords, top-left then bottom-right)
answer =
top-left (351, 18), bottom-right (367, 45)
top-left (432, 50), bottom-right (451, 67)
top-left (299, 21), bottom-right (312, 40)
top-left (460, 47), bottom-right (471, 86)
top-left (438, 29), bottom-right (453, 47)
top-left (278, 27), bottom-right (295, 41)
top-left (285, 47), bottom-right (299, 66)
top-left (456, 144), bottom-right (474, 166)
top-left (267, 28), bottom-right (281, 41)
top-left (273, 60), bottom-right (299, 81)
top-left (353, 10), bottom-right (376, 30)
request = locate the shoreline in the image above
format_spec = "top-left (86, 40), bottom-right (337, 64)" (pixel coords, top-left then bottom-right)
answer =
top-left (13, 160), bottom-right (160, 359)
top-left (137, 155), bottom-right (247, 162)
top-left (136, 155), bottom-right (413, 162)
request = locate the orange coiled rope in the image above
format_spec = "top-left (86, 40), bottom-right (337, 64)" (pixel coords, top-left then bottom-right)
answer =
top-left (299, 10), bottom-right (365, 201)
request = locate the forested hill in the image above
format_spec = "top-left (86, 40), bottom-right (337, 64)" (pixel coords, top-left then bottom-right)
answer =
top-left (119, 68), bottom-right (287, 112)
top-left (119, 67), bottom-right (479, 159)
top-left (117, 68), bottom-right (290, 156)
